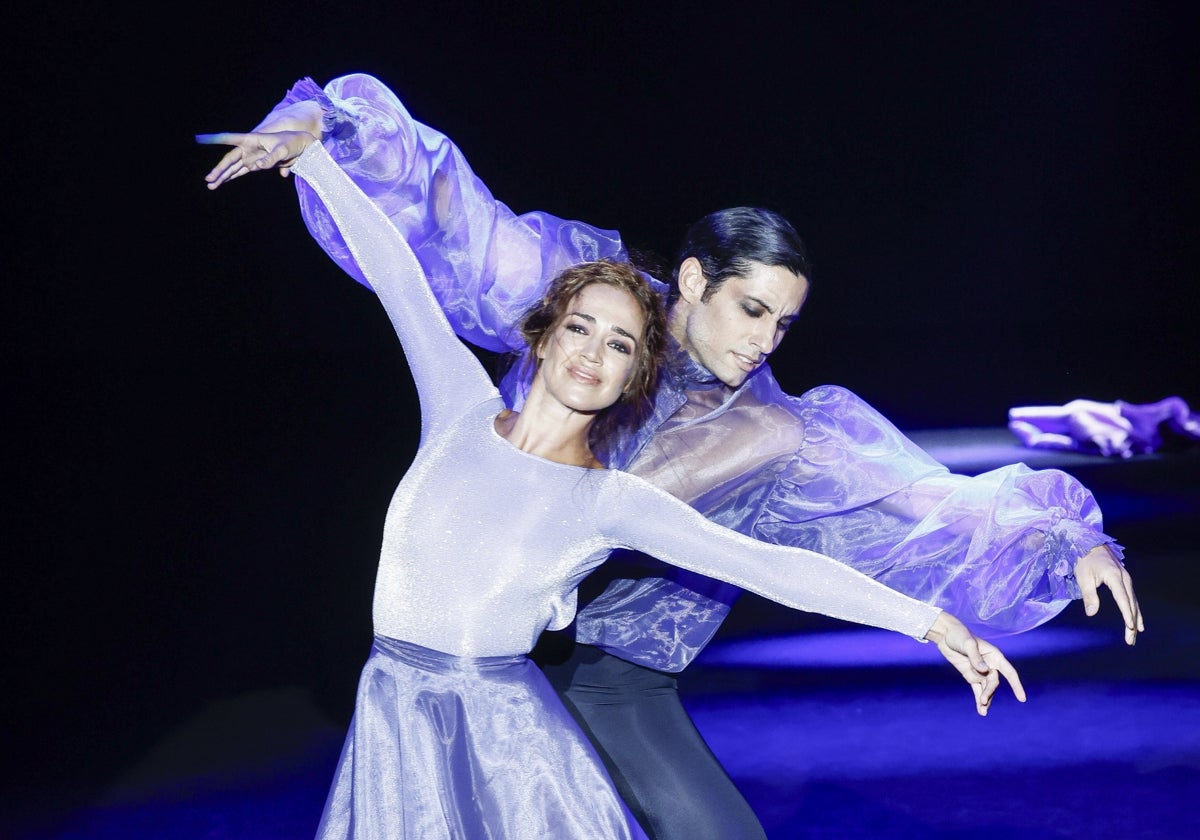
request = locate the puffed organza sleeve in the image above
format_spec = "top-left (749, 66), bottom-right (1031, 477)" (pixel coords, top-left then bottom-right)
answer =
top-left (267, 74), bottom-right (628, 353)
top-left (290, 142), bottom-right (497, 436)
top-left (594, 472), bottom-right (943, 641)
top-left (750, 384), bottom-right (1122, 635)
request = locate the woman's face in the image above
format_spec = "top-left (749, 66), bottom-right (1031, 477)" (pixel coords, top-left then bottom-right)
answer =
top-left (536, 283), bottom-right (646, 414)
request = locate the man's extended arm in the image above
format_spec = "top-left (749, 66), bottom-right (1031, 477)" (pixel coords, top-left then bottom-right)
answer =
top-left (750, 381), bottom-right (1140, 641)
top-left (243, 73), bottom-right (629, 353)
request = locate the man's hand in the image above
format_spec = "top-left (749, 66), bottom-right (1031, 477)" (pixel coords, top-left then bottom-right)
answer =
top-left (196, 130), bottom-right (319, 190)
top-left (925, 611), bottom-right (1027, 717)
top-left (1075, 545), bottom-right (1143, 645)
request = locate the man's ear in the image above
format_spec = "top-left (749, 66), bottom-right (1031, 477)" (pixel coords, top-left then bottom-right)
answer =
top-left (676, 257), bottom-right (709, 304)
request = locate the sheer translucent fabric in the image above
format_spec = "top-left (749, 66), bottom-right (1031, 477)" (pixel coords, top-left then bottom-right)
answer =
top-left (275, 76), bottom-right (625, 353)
top-left (315, 636), bottom-right (647, 840)
top-left (292, 141), bottom-right (943, 836)
top-left (275, 75), bottom-right (1121, 673)
top-left (577, 366), bottom-right (1114, 669)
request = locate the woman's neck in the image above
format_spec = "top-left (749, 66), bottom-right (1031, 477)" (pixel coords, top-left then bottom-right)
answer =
top-left (494, 392), bottom-right (603, 469)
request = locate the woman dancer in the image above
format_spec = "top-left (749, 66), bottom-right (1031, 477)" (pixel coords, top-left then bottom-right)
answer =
top-left (198, 129), bottom-right (1023, 840)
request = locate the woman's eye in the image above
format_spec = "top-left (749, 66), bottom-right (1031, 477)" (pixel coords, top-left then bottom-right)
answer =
top-left (567, 323), bottom-right (587, 334)
top-left (741, 305), bottom-right (764, 318)
top-left (608, 341), bottom-right (631, 355)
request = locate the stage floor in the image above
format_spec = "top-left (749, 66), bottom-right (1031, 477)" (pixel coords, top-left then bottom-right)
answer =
top-left (9, 432), bottom-right (1199, 839)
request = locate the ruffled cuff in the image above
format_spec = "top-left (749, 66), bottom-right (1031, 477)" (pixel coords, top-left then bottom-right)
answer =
top-left (1050, 519), bottom-right (1123, 600)
top-left (277, 77), bottom-right (354, 144)
top-left (279, 76), bottom-right (325, 108)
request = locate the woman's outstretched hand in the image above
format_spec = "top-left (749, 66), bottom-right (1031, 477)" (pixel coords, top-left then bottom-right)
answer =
top-left (924, 611), bottom-right (1027, 717)
top-left (196, 130), bottom-right (318, 190)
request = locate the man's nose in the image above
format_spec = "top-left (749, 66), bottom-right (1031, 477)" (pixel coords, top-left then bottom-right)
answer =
top-left (750, 321), bottom-right (777, 353)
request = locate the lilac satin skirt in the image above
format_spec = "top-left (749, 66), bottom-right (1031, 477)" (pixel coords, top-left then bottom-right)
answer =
top-left (315, 635), bottom-right (649, 839)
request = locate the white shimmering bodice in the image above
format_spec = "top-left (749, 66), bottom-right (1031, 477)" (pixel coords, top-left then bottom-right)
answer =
top-left (373, 397), bottom-right (617, 655)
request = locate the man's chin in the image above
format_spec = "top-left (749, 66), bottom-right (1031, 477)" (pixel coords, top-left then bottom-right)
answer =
top-left (717, 367), bottom-right (750, 389)
top-left (693, 351), bottom-right (752, 388)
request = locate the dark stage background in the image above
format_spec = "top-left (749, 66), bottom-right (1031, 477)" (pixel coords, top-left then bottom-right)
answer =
top-left (7, 2), bottom-right (1197, 834)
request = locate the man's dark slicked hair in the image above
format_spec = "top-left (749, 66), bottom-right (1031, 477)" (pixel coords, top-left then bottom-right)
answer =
top-left (668, 207), bottom-right (811, 303)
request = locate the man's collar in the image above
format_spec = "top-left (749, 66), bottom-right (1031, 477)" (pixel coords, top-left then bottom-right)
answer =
top-left (663, 336), bottom-right (725, 390)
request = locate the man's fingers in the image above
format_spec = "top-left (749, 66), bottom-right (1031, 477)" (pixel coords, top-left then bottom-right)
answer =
top-left (1081, 581), bottom-right (1101, 616)
top-left (1115, 581), bottom-right (1138, 644)
top-left (1077, 547), bottom-right (1144, 642)
top-left (1102, 565), bottom-right (1142, 644)
top-left (1121, 568), bottom-right (1143, 637)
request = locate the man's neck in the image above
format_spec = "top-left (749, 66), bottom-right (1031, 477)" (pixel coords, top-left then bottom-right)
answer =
top-left (661, 331), bottom-right (726, 391)
top-left (666, 306), bottom-right (692, 360)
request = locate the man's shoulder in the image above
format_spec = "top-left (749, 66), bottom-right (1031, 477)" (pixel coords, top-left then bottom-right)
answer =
top-left (744, 370), bottom-right (871, 415)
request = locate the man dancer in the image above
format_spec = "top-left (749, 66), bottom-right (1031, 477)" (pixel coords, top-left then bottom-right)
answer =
top-left (203, 74), bottom-right (1141, 840)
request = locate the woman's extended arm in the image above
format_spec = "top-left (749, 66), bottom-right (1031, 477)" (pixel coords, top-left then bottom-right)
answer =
top-left (198, 130), bottom-right (496, 432)
top-left (204, 74), bottom-right (628, 354)
top-left (597, 472), bottom-right (1026, 716)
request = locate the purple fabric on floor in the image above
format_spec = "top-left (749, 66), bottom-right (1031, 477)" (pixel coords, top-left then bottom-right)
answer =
top-left (1009, 396), bottom-right (1200, 458)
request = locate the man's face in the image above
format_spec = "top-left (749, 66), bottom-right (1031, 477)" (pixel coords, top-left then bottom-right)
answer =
top-left (674, 259), bottom-right (809, 388)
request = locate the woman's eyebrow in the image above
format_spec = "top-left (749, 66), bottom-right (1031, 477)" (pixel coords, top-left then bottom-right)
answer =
top-left (570, 310), bottom-right (637, 342)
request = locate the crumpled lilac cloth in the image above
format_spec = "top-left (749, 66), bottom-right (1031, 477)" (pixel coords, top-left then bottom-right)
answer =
top-left (1009, 397), bottom-right (1200, 458)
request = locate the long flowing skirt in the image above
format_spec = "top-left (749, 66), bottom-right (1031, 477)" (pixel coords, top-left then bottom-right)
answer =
top-left (315, 635), bottom-right (649, 839)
